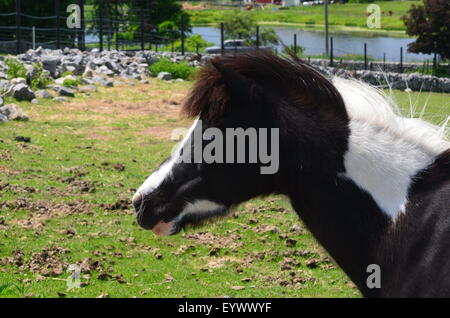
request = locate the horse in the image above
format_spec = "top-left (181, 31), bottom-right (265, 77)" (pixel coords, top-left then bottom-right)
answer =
top-left (132, 51), bottom-right (450, 297)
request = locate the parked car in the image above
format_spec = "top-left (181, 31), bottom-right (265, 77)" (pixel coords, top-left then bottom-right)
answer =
top-left (204, 39), bottom-right (272, 54)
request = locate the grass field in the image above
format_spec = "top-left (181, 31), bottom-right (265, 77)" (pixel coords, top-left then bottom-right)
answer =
top-left (189, 1), bottom-right (421, 32)
top-left (0, 79), bottom-right (448, 298)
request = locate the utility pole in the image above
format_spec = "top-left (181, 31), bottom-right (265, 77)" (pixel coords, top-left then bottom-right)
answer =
top-left (324, 0), bottom-right (329, 56)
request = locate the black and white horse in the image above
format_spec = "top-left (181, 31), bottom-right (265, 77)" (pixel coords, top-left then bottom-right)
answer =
top-left (132, 52), bottom-right (450, 297)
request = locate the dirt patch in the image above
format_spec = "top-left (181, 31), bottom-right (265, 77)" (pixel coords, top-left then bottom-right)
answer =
top-left (260, 272), bottom-right (317, 289)
top-left (183, 232), bottom-right (243, 249)
top-left (2, 198), bottom-right (92, 229)
top-left (204, 256), bottom-right (247, 269)
top-left (0, 182), bottom-right (36, 194)
top-left (34, 82), bottom-right (190, 124)
top-left (101, 196), bottom-right (132, 212)
top-left (0, 247), bottom-right (70, 277)
top-left (59, 95), bottom-right (185, 119)
top-left (67, 180), bottom-right (97, 193)
top-left (0, 150), bottom-right (12, 160)
top-left (0, 166), bottom-right (24, 176)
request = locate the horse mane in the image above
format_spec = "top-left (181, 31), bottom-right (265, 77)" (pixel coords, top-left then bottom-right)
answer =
top-left (182, 51), bottom-right (449, 154)
top-left (333, 78), bottom-right (450, 154)
top-left (183, 51), bottom-right (347, 120)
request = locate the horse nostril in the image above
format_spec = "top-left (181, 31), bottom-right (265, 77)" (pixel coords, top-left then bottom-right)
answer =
top-left (132, 191), bottom-right (143, 213)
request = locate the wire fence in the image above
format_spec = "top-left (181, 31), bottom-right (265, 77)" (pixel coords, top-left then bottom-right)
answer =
top-left (0, 0), bottom-right (175, 54)
top-left (0, 1), bottom-right (446, 76)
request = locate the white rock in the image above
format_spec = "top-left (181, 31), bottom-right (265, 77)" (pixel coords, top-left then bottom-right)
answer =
top-left (157, 72), bottom-right (172, 81)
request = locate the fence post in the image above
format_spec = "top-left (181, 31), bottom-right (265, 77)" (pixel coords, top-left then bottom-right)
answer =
top-left (181, 14), bottom-right (185, 55)
top-left (32, 26), bottom-right (36, 50)
top-left (329, 36), bottom-right (333, 67)
top-left (78, 0), bottom-right (85, 50)
top-left (147, 0), bottom-right (152, 51)
top-left (220, 23), bottom-right (224, 55)
top-left (383, 52), bottom-right (386, 71)
top-left (256, 26), bottom-right (260, 49)
top-left (55, 0), bottom-right (60, 50)
top-left (115, 1), bottom-right (119, 50)
top-left (140, 0), bottom-right (145, 51)
top-left (364, 43), bottom-right (367, 70)
top-left (293, 33), bottom-right (297, 56)
top-left (16, 0), bottom-right (21, 54)
top-left (400, 47), bottom-right (403, 73)
top-left (105, 0), bottom-right (111, 50)
top-left (81, 0), bottom-right (85, 50)
top-left (433, 52), bottom-right (437, 76)
top-left (99, 0), bottom-right (103, 51)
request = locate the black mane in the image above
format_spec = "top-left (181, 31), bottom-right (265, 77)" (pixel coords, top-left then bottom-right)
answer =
top-left (183, 51), bottom-right (347, 121)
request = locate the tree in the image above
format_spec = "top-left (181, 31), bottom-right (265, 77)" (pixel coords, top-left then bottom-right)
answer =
top-left (91, 0), bottom-right (191, 43)
top-left (220, 11), bottom-right (279, 46)
top-left (161, 34), bottom-right (213, 53)
top-left (402, 0), bottom-right (450, 60)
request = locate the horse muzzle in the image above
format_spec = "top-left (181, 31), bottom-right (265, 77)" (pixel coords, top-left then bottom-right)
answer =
top-left (133, 191), bottom-right (180, 236)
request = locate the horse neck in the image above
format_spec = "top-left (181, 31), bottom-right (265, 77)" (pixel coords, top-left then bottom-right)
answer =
top-left (278, 115), bottom-right (447, 296)
top-left (287, 172), bottom-right (390, 296)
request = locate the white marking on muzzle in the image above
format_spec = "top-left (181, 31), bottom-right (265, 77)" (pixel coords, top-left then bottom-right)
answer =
top-left (150, 200), bottom-right (226, 236)
top-left (135, 119), bottom-right (199, 197)
top-left (174, 199), bottom-right (226, 223)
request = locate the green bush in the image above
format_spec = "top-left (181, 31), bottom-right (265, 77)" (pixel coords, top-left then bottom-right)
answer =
top-left (5, 57), bottom-right (27, 80)
top-left (30, 63), bottom-right (51, 90)
top-left (149, 58), bottom-right (195, 80)
top-left (5, 58), bottom-right (50, 90)
top-left (62, 77), bottom-right (82, 87)
top-left (61, 71), bottom-right (74, 77)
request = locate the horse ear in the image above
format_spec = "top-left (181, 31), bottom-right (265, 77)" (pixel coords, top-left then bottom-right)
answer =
top-left (210, 60), bottom-right (253, 105)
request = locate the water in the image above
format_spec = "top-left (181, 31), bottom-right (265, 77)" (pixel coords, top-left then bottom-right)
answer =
top-left (193, 26), bottom-right (434, 62)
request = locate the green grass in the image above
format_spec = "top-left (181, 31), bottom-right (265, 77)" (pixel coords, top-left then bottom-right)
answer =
top-left (0, 80), bottom-right (448, 298)
top-left (189, 1), bottom-right (421, 32)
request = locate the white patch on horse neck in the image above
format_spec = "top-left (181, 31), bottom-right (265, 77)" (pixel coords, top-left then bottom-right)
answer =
top-left (175, 199), bottom-right (225, 222)
top-left (333, 78), bottom-right (449, 220)
top-left (136, 119), bottom-right (199, 197)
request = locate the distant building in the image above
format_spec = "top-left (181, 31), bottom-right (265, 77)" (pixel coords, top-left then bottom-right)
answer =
top-left (244, 0), bottom-right (298, 4)
top-left (282, 0), bottom-right (301, 6)
top-left (243, 0), bottom-right (279, 4)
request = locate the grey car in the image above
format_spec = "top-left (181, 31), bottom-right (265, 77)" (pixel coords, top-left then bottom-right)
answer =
top-left (204, 39), bottom-right (272, 54)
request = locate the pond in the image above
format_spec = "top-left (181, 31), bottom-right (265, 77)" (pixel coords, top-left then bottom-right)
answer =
top-left (193, 26), bottom-right (434, 62)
